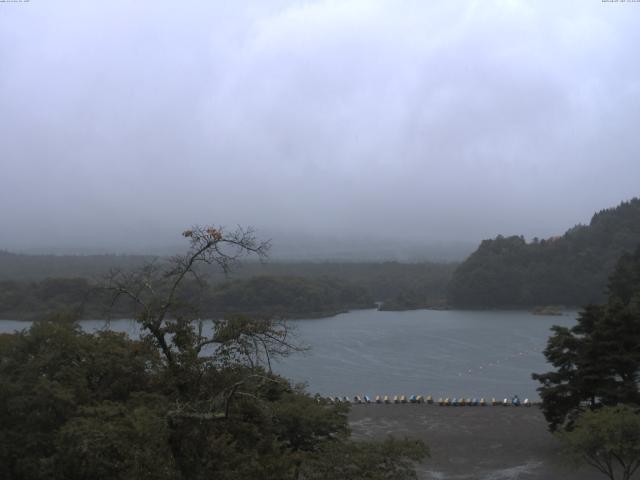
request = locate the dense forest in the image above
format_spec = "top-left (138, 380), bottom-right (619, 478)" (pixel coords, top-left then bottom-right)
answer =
top-left (533, 245), bottom-right (640, 431)
top-left (449, 198), bottom-right (640, 308)
top-left (0, 226), bottom-right (428, 479)
top-left (0, 251), bottom-right (152, 281)
top-left (3, 198), bottom-right (638, 314)
top-left (0, 275), bottom-right (375, 321)
top-left (0, 253), bottom-right (455, 319)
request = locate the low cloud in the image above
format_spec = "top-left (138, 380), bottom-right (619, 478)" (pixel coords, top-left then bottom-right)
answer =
top-left (1, 0), bottom-right (638, 252)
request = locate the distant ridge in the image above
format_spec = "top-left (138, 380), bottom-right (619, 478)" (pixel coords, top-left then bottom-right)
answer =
top-left (448, 198), bottom-right (640, 308)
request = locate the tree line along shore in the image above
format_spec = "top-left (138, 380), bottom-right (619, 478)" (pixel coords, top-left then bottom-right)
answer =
top-left (1, 203), bottom-right (640, 480)
top-left (1, 198), bottom-right (639, 319)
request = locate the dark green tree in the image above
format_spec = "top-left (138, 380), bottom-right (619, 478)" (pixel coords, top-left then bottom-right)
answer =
top-left (557, 405), bottom-right (640, 480)
top-left (0, 226), bottom-right (428, 479)
top-left (533, 246), bottom-right (640, 431)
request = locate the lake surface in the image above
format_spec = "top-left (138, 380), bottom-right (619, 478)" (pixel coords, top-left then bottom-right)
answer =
top-left (0, 309), bottom-right (576, 400)
top-left (274, 309), bottom-right (577, 400)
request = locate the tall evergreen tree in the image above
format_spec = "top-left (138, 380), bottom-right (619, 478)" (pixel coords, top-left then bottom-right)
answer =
top-left (533, 246), bottom-right (640, 431)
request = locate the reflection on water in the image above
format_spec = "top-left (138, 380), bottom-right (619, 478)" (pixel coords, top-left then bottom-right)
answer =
top-left (0, 309), bottom-right (576, 399)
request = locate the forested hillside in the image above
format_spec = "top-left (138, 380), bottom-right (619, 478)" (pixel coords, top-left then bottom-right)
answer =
top-left (0, 251), bottom-right (152, 280)
top-left (449, 198), bottom-right (640, 308)
top-left (202, 275), bottom-right (374, 318)
top-left (0, 251), bottom-right (455, 316)
top-left (0, 275), bottom-right (374, 321)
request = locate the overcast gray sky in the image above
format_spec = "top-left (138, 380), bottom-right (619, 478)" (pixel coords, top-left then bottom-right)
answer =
top-left (1, 0), bottom-right (638, 254)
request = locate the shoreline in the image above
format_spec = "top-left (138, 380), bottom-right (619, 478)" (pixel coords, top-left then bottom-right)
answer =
top-left (349, 404), bottom-right (601, 480)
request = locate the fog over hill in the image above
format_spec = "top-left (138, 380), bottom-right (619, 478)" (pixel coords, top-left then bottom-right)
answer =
top-left (8, 232), bottom-right (474, 263)
top-left (1, 1), bottom-right (639, 252)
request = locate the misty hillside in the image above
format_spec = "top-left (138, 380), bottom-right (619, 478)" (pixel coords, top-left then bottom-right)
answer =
top-left (0, 275), bottom-right (375, 321)
top-left (448, 198), bottom-right (640, 308)
top-left (0, 251), bottom-right (153, 281)
top-left (0, 251), bottom-right (456, 319)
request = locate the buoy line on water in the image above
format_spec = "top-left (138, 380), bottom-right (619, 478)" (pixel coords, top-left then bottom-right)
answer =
top-left (454, 347), bottom-right (544, 378)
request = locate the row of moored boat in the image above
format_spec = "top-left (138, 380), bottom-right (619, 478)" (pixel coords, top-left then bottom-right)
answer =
top-left (325, 395), bottom-right (532, 406)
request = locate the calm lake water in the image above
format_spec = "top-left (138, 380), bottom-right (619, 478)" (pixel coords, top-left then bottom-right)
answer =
top-left (0, 309), bottom-right (576, 400)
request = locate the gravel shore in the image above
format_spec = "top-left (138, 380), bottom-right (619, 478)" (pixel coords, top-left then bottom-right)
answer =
top-left (349, 404), bottom-right (605, 480)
